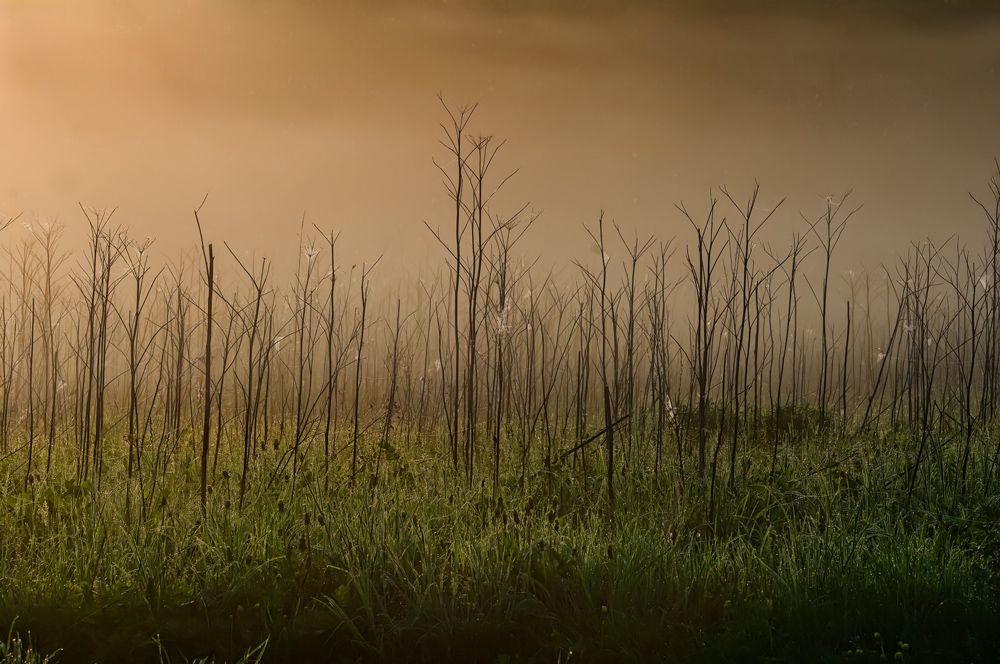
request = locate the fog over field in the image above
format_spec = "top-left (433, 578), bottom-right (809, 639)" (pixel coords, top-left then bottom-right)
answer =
top-left (4, 4), bottom-right (1000, 663)
top-left (1, 0), bottom-right (999, 277)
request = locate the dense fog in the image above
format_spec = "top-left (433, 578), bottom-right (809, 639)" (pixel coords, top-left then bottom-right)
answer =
top-left (2, 0), bottom-right (998, 278)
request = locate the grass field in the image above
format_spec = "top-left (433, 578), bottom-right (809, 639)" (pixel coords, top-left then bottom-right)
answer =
top-left (1, 109), bottom-right (998, 662)
top-left (3, 425), bottom-right (998, 663)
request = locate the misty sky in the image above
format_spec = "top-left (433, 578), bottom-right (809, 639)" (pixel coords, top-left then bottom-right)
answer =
top-left (1, 0), bottom-right (999, 279)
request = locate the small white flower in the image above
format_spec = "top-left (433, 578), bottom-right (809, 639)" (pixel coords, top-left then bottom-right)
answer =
top-left (495, 302), bottom-right (513, 336)
top-left (434, 359), bottom-right (442, 372)
top-left (496, 317), bottom-right (510, 336)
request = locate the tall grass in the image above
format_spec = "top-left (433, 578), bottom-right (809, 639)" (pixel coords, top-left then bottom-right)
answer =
top-left (0, 115), bottom-right (998, 662)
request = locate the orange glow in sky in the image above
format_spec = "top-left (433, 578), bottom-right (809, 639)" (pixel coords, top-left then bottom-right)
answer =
top-left (2, 0), bottom-right (999, 276)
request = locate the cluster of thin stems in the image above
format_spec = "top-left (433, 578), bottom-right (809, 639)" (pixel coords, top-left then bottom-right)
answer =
top-left (2, 110), bottom-right (998, 520)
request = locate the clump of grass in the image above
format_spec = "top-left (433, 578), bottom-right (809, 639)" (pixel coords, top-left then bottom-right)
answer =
top-left (0, 622), bottom-right (54, 664)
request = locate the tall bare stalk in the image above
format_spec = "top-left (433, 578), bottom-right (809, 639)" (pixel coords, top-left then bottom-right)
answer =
top-left (680, 197), bottom-right (728, 481)
top-left (194, 201), bottom-right (214, 515)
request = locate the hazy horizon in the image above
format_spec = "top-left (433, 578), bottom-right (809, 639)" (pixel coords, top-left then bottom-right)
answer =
top-left (2, 0), bottom-right (999, 281)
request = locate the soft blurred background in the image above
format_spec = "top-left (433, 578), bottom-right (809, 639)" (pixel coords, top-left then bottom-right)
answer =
top-left (1, 0), bottom-right (998, 279)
